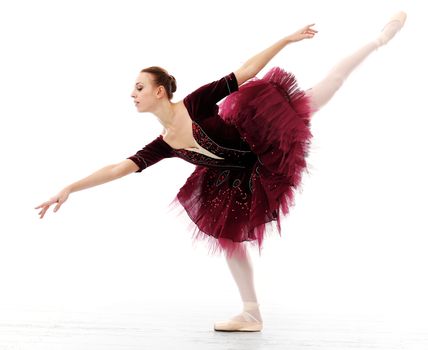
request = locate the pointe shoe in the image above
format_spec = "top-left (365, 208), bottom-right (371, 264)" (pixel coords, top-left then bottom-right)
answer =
top-left (214, 311), bottom-right (263, 332)
top-left (384, 11), bottom-right (407, 30)
top-left (378, 11), bottom-right (407, 45)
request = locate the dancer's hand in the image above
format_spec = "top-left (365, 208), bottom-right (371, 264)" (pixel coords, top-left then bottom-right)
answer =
top-left (35, 187), bottom-right (71, 219)
top-left (287, 24), bottom-right (317, 43)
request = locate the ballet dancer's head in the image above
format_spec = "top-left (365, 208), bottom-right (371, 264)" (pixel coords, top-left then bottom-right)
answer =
top-left (131, 66), bottom-right (177, 113)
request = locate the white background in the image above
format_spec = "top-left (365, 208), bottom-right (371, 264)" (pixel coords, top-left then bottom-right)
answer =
top-left (0, 0), bottom-right (426, 323)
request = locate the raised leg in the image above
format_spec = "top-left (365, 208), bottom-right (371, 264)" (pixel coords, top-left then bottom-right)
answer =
top-left (307, 11), bottom-right (407, 113)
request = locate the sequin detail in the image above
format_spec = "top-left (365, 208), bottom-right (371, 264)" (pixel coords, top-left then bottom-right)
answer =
top-left (248, 164), bottom-right (261, 193)
top-left (216, 170), bottom-right (230, 186)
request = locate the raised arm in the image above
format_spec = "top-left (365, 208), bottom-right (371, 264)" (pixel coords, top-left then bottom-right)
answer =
top-left (233, 24), bottom-right (318, 86)
top-left (35, 159), bottom-right (138, 219)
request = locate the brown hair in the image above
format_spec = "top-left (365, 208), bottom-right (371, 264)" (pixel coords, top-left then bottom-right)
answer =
top-left (141, 66), bottom-right (177, 100)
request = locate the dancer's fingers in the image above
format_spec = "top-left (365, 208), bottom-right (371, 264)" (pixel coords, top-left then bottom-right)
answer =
top-left (39, 207), bottom-right (48, 219)
top-left (37, 206), bottom-right (45, 215)
top-left (304, 28), bottom-right (317, 34)
top-left (38, 202), bottom-right (55, 218)
top-left (35, 201), bottom-right (48, 209)
top-left (304, 24), bottom-right (317, 32)
top-left (53, 202), bottom-right (61, 212)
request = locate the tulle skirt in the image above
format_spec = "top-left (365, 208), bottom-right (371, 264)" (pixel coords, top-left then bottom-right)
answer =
top-left (168, 67), bottom-right (314, 258)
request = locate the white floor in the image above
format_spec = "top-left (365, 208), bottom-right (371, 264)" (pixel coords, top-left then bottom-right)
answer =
top-left (0, 304), bottom-right (427, 350)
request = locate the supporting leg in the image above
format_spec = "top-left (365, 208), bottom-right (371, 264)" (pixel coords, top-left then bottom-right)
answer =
top-left (213, 244), bottom-right (263, 331)
top-left (225, 245), bottom-right (262, 321)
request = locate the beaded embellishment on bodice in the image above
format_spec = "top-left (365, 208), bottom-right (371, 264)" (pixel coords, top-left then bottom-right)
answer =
top-left (183, 125), bottom-right (225, 160)
top-left (171, 121), bottom-right (256, 169)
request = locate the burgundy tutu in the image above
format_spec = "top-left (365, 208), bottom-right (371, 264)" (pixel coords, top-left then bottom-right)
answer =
top-left (168, 67), bottom-right (313, 258)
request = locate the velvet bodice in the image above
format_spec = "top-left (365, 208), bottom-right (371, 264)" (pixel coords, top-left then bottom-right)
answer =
top-left (128, 72), bottom-right (257, 172)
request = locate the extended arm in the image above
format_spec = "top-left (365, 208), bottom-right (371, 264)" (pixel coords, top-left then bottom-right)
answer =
top-left (233, 24), bottom-right (317, 86)
top-left (35, 135), bottom-right (173, 219)
top-left (35, 159), bottom-right (138, 219)
top-left (65, 160), bottom-right (138, 193)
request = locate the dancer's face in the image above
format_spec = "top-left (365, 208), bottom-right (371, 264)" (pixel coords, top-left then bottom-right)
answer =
top-left (131, 72), bottom-right (164, 113)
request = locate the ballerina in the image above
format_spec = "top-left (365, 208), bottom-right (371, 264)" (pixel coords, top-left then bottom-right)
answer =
top-left (35, 11), bottom-right (407, 332)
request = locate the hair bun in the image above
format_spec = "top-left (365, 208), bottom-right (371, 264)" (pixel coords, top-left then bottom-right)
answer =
top-left (169, 75), bottom-right (177, 93)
